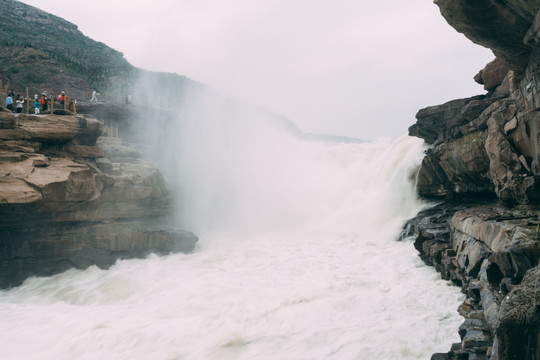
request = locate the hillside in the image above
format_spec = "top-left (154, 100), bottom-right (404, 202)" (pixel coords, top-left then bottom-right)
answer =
top-left (0, 0), bottom-right (311, 144)
top-left (0, 0), bottom-right (202, 103)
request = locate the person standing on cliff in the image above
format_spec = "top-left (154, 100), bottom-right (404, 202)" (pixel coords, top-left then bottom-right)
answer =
top-left (40, 94), bottom-right (48, 113)
top-left (59, 91), bottom-right (66, 109)
top-left (90, 90), bottom-right (98, 103)
top-left (5, 93), bottom-right (14, 112)
top-left (15, 95), bottom-right (24, 113)
top-left (34, 98), bottom-right (40, 115)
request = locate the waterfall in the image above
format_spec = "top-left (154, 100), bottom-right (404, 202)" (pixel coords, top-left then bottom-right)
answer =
top-left (0, 127), bottom-right (465, 359)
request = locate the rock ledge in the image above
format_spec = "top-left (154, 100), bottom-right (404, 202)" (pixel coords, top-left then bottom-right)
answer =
top-left (0, 110), bottom-right (197, 288)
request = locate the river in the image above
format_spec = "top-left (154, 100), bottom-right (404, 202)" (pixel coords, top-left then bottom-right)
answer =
top-left (0, 132), bottom-right (463, 359)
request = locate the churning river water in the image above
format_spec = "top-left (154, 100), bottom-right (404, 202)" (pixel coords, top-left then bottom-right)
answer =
top-left (0, 134), bottom-right (464, 360)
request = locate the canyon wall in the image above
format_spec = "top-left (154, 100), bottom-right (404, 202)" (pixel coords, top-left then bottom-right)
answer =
top-left (407, 1), bottom-right (540, 359)
top-left (0, 109), bottom-right (197, 288)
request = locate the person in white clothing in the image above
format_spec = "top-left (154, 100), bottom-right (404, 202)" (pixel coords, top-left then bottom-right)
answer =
top-left (90, 90), bottom-right (98, 102)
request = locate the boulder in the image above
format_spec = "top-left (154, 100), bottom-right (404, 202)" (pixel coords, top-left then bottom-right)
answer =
top-left (475, 58), bottom-right (511, 91)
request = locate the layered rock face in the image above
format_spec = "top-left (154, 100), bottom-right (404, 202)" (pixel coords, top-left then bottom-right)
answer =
top-left (407, 1), bottom-right (540, 359)
top-left (0, 110), bottom-right (197, 288)
top-left (404, 204), bottom-right (540, 360)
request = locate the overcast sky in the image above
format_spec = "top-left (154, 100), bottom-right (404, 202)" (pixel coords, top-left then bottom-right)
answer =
top-left (21, 0), bottom-right (494, 139)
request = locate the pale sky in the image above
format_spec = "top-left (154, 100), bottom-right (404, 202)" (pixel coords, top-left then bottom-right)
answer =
top-left (20, 0), bottom-right (494, 139)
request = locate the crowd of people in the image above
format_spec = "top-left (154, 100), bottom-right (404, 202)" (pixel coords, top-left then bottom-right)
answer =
top-left (3, 90), bottom-right (85, 115)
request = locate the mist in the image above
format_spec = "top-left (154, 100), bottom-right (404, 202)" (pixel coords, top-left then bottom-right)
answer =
top-left (0, 75), bottom-right (467, 360)
top-left (20, 0), bottom-right (495, 139)
top-left (129, 72), bottom-right (427, 237)
top-left (0, 3), bottom-right (485, 359)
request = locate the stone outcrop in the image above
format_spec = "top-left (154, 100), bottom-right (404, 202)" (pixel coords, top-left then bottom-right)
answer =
top-left (407, 1), bottom-right (540, 359)
top-left (475, 59), bottom-right (512, 92)
top-left (404, 204), bottom-right (540, 360)
top-left (0, 110), bottom-right (197, 288)
top-left (434, 0), bottom-right (533, 75)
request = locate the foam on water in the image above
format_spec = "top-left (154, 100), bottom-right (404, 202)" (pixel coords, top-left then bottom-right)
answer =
top-left (0, 134), bottom-right (464, 359)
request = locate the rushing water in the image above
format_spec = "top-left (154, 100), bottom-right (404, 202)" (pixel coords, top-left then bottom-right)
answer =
top-left (0, 133), bottom-right (464, 360)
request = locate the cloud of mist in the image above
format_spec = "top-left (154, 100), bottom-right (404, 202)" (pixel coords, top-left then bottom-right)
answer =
top-left (131, 71), bottom-right (427, 236)
top-left (21, 0), bottom-right (495, 139)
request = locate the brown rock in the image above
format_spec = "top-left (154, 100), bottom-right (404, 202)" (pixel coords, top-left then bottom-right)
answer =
top-left (435, 0), bottom-right (532, 74)
top-left (18, 114), bottom-right (102, 145)
top-left (496, 265), bottom-right (540, 359)
top-left (32, 154), bottom-right (50, 167)
top-left (493, 70), bottom-right (517, 97)
top-left (503, 117), bottom-right (518, 135)
top-left (0, 177), bottom-right (42, 203)
top-left (416, 130), bottom-right (492, 198)
top-left (0, 129), bottom-right (25, 140)
top-left (0, 140), bottom-right (40, 153)
top-left (0, 108), bottom-right (197, 289)
top-left (485, 112), bottom-right (528, 202)
top-left (65, 144), bottom-right (105, 158)
top-left (507, 115), bottom-right (534, 159)
top-left (523, 8), bottom-right (540, 48)
top-left (0, 151), bottom-right (28, 163)
top-left (98, 138), bottom-right (141, 162)
top-left (0, 112), bottom-right (17, 129)
top-left (410, 95), bottom-right (491, 144)
top-left (479, 58), bottom-right (511, 91)
top-left (25, 158), bottom-right (100, 202)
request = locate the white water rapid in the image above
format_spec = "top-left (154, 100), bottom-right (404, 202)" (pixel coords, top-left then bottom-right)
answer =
top-left (0, 109), bottom-right (464, 359)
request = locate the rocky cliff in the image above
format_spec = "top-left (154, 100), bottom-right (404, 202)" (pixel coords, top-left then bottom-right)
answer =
top-left (0, 109), bottom-right (197, 288)
top-left (407, 1), bottom-right (540, 359)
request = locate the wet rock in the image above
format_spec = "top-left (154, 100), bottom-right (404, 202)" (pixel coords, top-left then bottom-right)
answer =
top-left (431, 354), bottom-right (449, 360)
top-left (407, 204), bottom-right (539, 359)
top-left (459, 318), bottom-right (491, 349)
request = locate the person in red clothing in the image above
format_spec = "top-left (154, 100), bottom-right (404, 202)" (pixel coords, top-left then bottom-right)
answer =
top-left (59, 91), bottom-right (66, 108)
top-left (40, 94), bottom-right (48, 112)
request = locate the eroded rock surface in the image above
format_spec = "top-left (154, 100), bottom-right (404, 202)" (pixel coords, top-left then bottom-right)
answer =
top-left (405, 204), bottom-right (540, 360)
top-left (408, 2), bottom-right (540, 359)
top-left (0, 110), bottom-right (197, 287)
